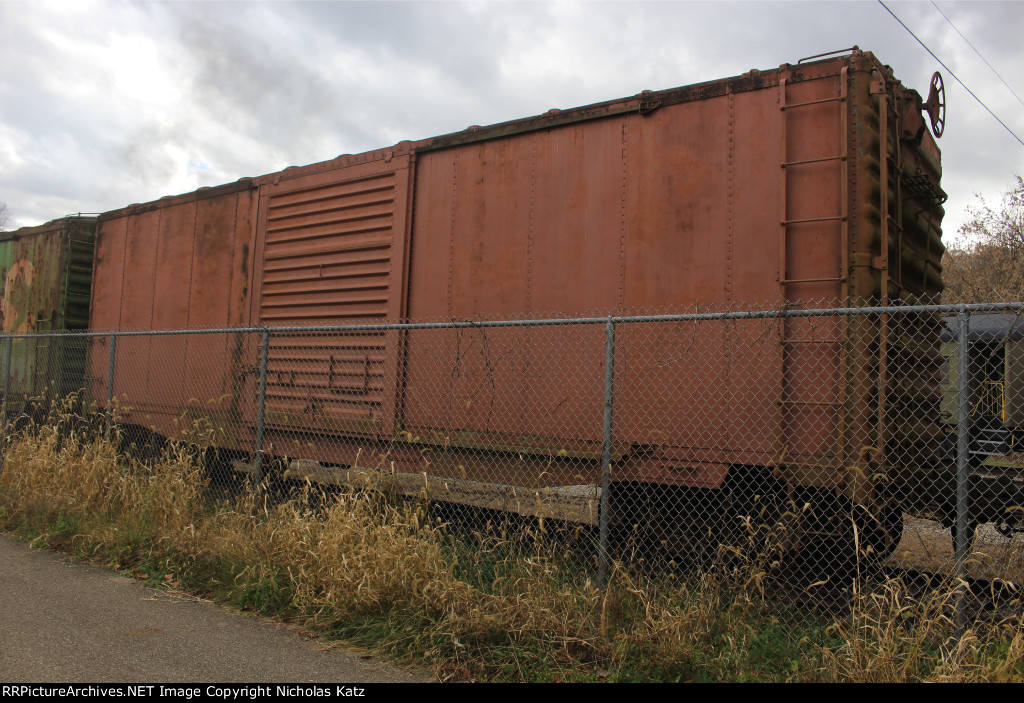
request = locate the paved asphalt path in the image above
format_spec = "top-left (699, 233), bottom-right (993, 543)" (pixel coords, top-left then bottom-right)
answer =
top-left (0, 534), bottom-right (427, 683)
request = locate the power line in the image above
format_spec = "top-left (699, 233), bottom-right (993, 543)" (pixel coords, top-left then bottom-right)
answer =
top-left (931, 1), bottom-right (1024, 110)
top-left (878, 0), bottom-right (1024, 149)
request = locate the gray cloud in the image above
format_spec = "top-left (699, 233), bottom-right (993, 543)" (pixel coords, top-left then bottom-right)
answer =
top-left (0, 0), bottom-right (1021, 242)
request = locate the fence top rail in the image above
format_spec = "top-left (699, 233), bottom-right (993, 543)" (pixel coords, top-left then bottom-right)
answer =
top-left (1, 302), bottom-right (1021, 340)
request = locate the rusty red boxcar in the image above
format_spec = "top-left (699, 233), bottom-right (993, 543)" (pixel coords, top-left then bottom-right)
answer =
top-left (88, 49), bottom-right (946, 559)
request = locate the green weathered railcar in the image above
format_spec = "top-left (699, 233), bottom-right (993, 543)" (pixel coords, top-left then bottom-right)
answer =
top-left (939, 314), bottom-right (1024, 540)
top-left (0, 216), bottom-right (96, 417)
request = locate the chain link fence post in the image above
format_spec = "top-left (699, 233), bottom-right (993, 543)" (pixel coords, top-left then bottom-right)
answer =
top-left (598, 317), bottom-right (616, 590)
top-left (955, 305), bottom-right (971, 638)
top-left (253, 328), bottom-right (270, 487)
top-left (0, 335), bottom-right (10, 435)
top-left (105, 334), bottom-right (116, 440)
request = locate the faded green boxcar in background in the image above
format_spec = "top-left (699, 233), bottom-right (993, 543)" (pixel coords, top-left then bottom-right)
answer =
top-left (0, 216), bottom-right (96, 417)
top-left (940, 314), bottom-right (1024, 457)
top-left (937, 314), bottom-right (1024, 536)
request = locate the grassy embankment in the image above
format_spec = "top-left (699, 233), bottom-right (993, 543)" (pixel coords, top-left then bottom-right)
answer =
top-left (0, 401), bottom-right (1021, 682)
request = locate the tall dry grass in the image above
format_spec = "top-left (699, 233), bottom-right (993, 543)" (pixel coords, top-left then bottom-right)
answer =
top-left (1, 406), bottom-right (1021, 682)
top-left (823, 576), bottom-right (1024, 682)
top-left (0, 399), bottom-right (206, 556)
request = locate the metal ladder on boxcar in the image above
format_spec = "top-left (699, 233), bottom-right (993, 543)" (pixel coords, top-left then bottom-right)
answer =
top-left (874, 74), bottom-right (904, 466)
top-left (777, 67), bottom-right (850, 473)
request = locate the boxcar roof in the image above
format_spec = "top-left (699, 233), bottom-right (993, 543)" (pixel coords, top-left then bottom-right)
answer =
top-left (0, 215), bottom-right (97, 244)
top-left (942, 314), bottom-right (1024, 342)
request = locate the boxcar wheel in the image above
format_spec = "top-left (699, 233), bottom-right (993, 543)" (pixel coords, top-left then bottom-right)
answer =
top-left (853, 502), bottom-right (905, 562)
top-left (607, 482), bottom-right (655, 560)
top-left (608, 482), bottom-right (733, 567)
top-left (649, 486), bottom-right (730, 567)
top-left (723, 468), bottom-right (794, 558)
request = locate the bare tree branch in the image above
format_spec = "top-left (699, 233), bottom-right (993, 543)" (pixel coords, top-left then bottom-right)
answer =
top-left (942, 175), bottom-right (1024, 302)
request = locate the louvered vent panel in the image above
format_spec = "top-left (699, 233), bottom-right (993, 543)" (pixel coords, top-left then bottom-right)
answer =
top-left (258, 172), bottom-right (398, 432)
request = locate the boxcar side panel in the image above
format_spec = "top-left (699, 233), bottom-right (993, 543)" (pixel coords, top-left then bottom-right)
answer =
top-left (110, 208), bottom-right (160, 425)
top-left (411, 136), bottom-right (539, 444)
top-left (92, 183), bottom-right (256, 441)
top-left (181, 190), bottom-right (256, 445)
top-left (622, 97), bottom-right (730, 308)
top-left (403, 120), bottom-right (625, 450)
top-left (530, 119), bottom-right (626, 313)
top-left (149, 200), bottom-right (198, 413)
top-left (89, 217), bottom-right (127, 332)
top-left (617, 94), bottom-right (732, 474)
top-left (726, 86), bottom-right (785, 466)
top-left (88, 215), bottom-right (127, 412)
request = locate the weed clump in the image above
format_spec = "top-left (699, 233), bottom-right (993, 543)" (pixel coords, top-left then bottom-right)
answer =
top-left (1, 406), bottom-right (1022, 682)
top-left (0, 398), bottom-right (206, 562)
top-left (823, 576), bottom-right (1024, 682)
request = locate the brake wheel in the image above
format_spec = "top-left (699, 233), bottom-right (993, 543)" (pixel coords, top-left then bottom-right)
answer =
top-left (926, 72), bottom-right (946, 137)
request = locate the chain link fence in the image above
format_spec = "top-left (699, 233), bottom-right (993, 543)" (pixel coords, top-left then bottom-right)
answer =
top-left (2, 299), bottom-right (1023, 622)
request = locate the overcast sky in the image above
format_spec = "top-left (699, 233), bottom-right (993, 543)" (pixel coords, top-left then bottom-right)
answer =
top-left (1, 0), bottom-right (1022, 243)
